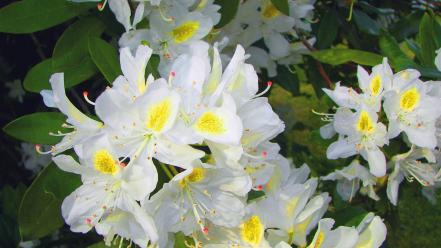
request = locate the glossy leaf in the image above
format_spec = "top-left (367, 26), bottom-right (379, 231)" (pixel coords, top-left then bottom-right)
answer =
top-left (271, 0), bottom-right (289, 16)
top-left (0, 0), bottom-right (93, 34)
top-left (214, 0), bottom-right (240, 28)
top-left (310, 48), bottom-right (383, 66)
top-left (3, 112), bottom-right (67, 145)
top-left (18, 163), bottom-right (81, 240)
top-left (23, 57), bottom-right (98, 92)
top-left (88, 37), bottom-right (122, 84)
top-left (353, 9), bottom-right (380, 36)
top-left (379, 31), bottom-right (418, 70)
top-left (418, 13), bottom-right (437, 67)
top-left (316, 9), bottom-right (339, 49)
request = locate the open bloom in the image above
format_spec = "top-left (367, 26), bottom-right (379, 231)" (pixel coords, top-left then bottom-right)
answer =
top-left (326, 107), bottom-right (388, 177)
top-left (40, 73), bottom-right (103, 155)
top-left (52, 135), bottom-right (158, 247)
top-left (383, 76), bottom-right (441, 148)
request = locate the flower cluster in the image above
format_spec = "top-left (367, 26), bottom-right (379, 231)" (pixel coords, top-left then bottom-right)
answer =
top-left (320, 58), bottom-right (441, 205)
top-left (38, 42), bottom-right (387, 247)
top-left (71, 0), bottom-right (315, 77)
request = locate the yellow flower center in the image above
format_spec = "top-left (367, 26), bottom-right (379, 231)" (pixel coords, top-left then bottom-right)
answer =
top-left (146, 98), bottom-right (172, 132)
top-left (241, 215), bottom-right (263, 245)
top-left (195, 111), bottom-right (226, 134)
top-left (357, 111), bottom-right (375, 134)
top-left (370, 75), bottom-right (382, 96)
top-left (313, 232), bottom-right (326, 248)
top-left (399, 87), bottom-right (420, 112)
top-left (93, 150), bottom-right (118, 175)
top-left (179, 168), bottom-right (206, 187)
top-left (262, 2), bottom-right (280, 19)
top-left (172, 21), bottom-right (200, 43)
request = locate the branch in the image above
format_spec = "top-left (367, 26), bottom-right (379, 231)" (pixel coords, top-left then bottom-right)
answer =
top-left (301, 38), bottom-right (334, 89)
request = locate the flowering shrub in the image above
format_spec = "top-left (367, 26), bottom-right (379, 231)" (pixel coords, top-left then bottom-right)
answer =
top-left (0, 0), bottom-right (440, 247)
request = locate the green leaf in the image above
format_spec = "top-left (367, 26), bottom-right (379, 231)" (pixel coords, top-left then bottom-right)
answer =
top-left (271, 65), bottom-right (299, 95)
top-left (352, 10), bottom-right (380, 36)
top-left (316, 9), bottom-right (339, 49)
top-left (18, 163), bottom-right (81, 241)
top-left (418, 13), bottom-right (437, 67)
top-left (146, 54), bottom-right (160, 78)
top-left (1, 184), bottom-right (26, 219)
top-left (271, 0), bottom-right (289, 16)
top-left (52, 16), bottom-right (105, 70)
top-left (23, 57), bottom-right (98, 93)
top-left (0, 0), bottom-right (93, 34)
top-left (23, 59), bottom-right (53, 93)
top-left (214, 0), bottom-right (240, 28)
top-left (88, 37), bottom-right (122, 84)
top-left (390, 12), bottom-right (422, 41)
top-left (379, 31), bottom-right (418, 71)
top-left (3, 112), bottom-right (68, 145)
top-left (310, 48), bottom-right (383, 66)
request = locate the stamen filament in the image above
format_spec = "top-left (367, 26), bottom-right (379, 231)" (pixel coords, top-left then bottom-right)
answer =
top-left (83, 91), bottom-right (96, 105)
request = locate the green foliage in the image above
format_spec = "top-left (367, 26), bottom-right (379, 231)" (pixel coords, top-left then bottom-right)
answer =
top-left (310, 48), bottom-right (383, 66)
top-left (18, 163), bottom-right (81, 241)
top-left (214, 0), bottom-right (240, 28)
top-left (88, 37), bottom-right (122, 84)
top-left (0, 184), bottom-right (26, 247)
top-left (418, 13), bottom-right (439, 67)
top-left (0, 0), bottom-right (93, 34)
top-left (316, 8), bottom-right (339, 49)
top-left (3, 112), bottom-right (68, 145)
top-left (353, 9), bottom-right (380, 36)
top-left (271, 0), bottom-right (290, 16)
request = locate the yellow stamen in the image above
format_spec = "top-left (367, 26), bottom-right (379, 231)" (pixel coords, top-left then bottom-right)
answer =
top-left (179, 168), bottom-right (206, 187)
top-left (172, 21), bottom-right (200, 43)
top-left (262, 2), bottom-right (280, 19)
top-left (400, 87), bottom-right (420, 112)
top-left (195, 111), bottom-right (226, 134)
top-left (357, 111), bottom-right (375, 134)
top-left (370, 75), bottom-right (382, 96)
top-left (146, 98), bottom-right (172, 132)
top-left (241, 216), bottom-right (263, 245)
top-left (93, 150), bottom-right (118, 175)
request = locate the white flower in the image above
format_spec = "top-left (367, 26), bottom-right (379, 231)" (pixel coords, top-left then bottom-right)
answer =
top-left (306, 218), bottom-right (359, 248)
top-left (52, 134), bottom-right (158, 247)
top-left (387, 145), bottom-right (439, 205)
top-left (326, 107), bottom-right (388, 177)
top-left (354, 213), bottom-right (387, 248)
top-left (322, 159), bottom-right (379, 201)
top-left (383, 77), bottom-right (441, 148)
top-left (144, 162), bottom-right (251, 247)
top-left (40, 73), bottom-right (103, 155)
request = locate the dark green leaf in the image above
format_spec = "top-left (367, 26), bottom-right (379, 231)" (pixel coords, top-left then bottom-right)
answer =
top-left (146, 54), bottom-right (160, 78)
top-left (305, 57), bottom-right (326, 98)
top-left (330, 206), bottom-right (368, 227)
top-left (88, 37), bottom-right (122, 84)
top-left (0, 0), bottom-right (93, 34)
top-left (214, 0), bottom-right (240, 28)
top-left (353, 10), bottom-right (380, 36)
top-left (316, 9), bottom-right (339, 49)
top-left (52, 16), bottom-right (105, 70)
top-left (310, 48), bottom-right (383, 66)
top-left (418, 13), bottom-right (437, 67)
top-left (271, 65), bottom-right (300, 95)
top-left (18, 163), bottom-right (81, 241)
top-left (390, 12), bottom-right (422, 42)
top-left (1, 184), bottom-right (26, 219)
top-left (271, 0), bottom-right (289, 16)
top-left (23, 57), bottom-right (99, 93)
top-left (247, 190), bottom-right (265, 202)
top-left (3, 112), bottom-right (68, 145)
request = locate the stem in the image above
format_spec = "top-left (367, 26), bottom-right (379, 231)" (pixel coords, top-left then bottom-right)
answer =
top-left (346, 0), bottom-right (355, 21)
top-left (301, 38), bottom-right (334, 89)
top-left (168, 165), bottom-right (179, 175)
top-left (160, 162), bottom-right (174, 179)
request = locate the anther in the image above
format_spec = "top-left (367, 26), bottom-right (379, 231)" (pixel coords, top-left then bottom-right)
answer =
top-left (255, 81), bottom-right (273, 98)
top-left (35, 144), bottom-right (53, 155)
top-left (261, 151), bottom-right (268, 158)
top-left (97, 0), bottom-right (107, 11)
top-left (119, 162), bottom-right (126, 168)
top-left (256, 185), bottom-right (264, 191)
top-left (83, 91), bottom-right (96, 105)
top-left (202, 226), bottom-right (209, 235)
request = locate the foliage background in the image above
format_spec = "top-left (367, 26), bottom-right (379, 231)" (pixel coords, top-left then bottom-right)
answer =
top-left (0, 0), bottom-right (441, 247)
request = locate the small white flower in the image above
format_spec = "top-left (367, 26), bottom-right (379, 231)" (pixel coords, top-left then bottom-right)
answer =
top-left (326, 107), bottom-right (388, 177)
top-left (5, 79), bottom-right (25, 103)
top-left (322, 159), bottom-right (379, 201)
